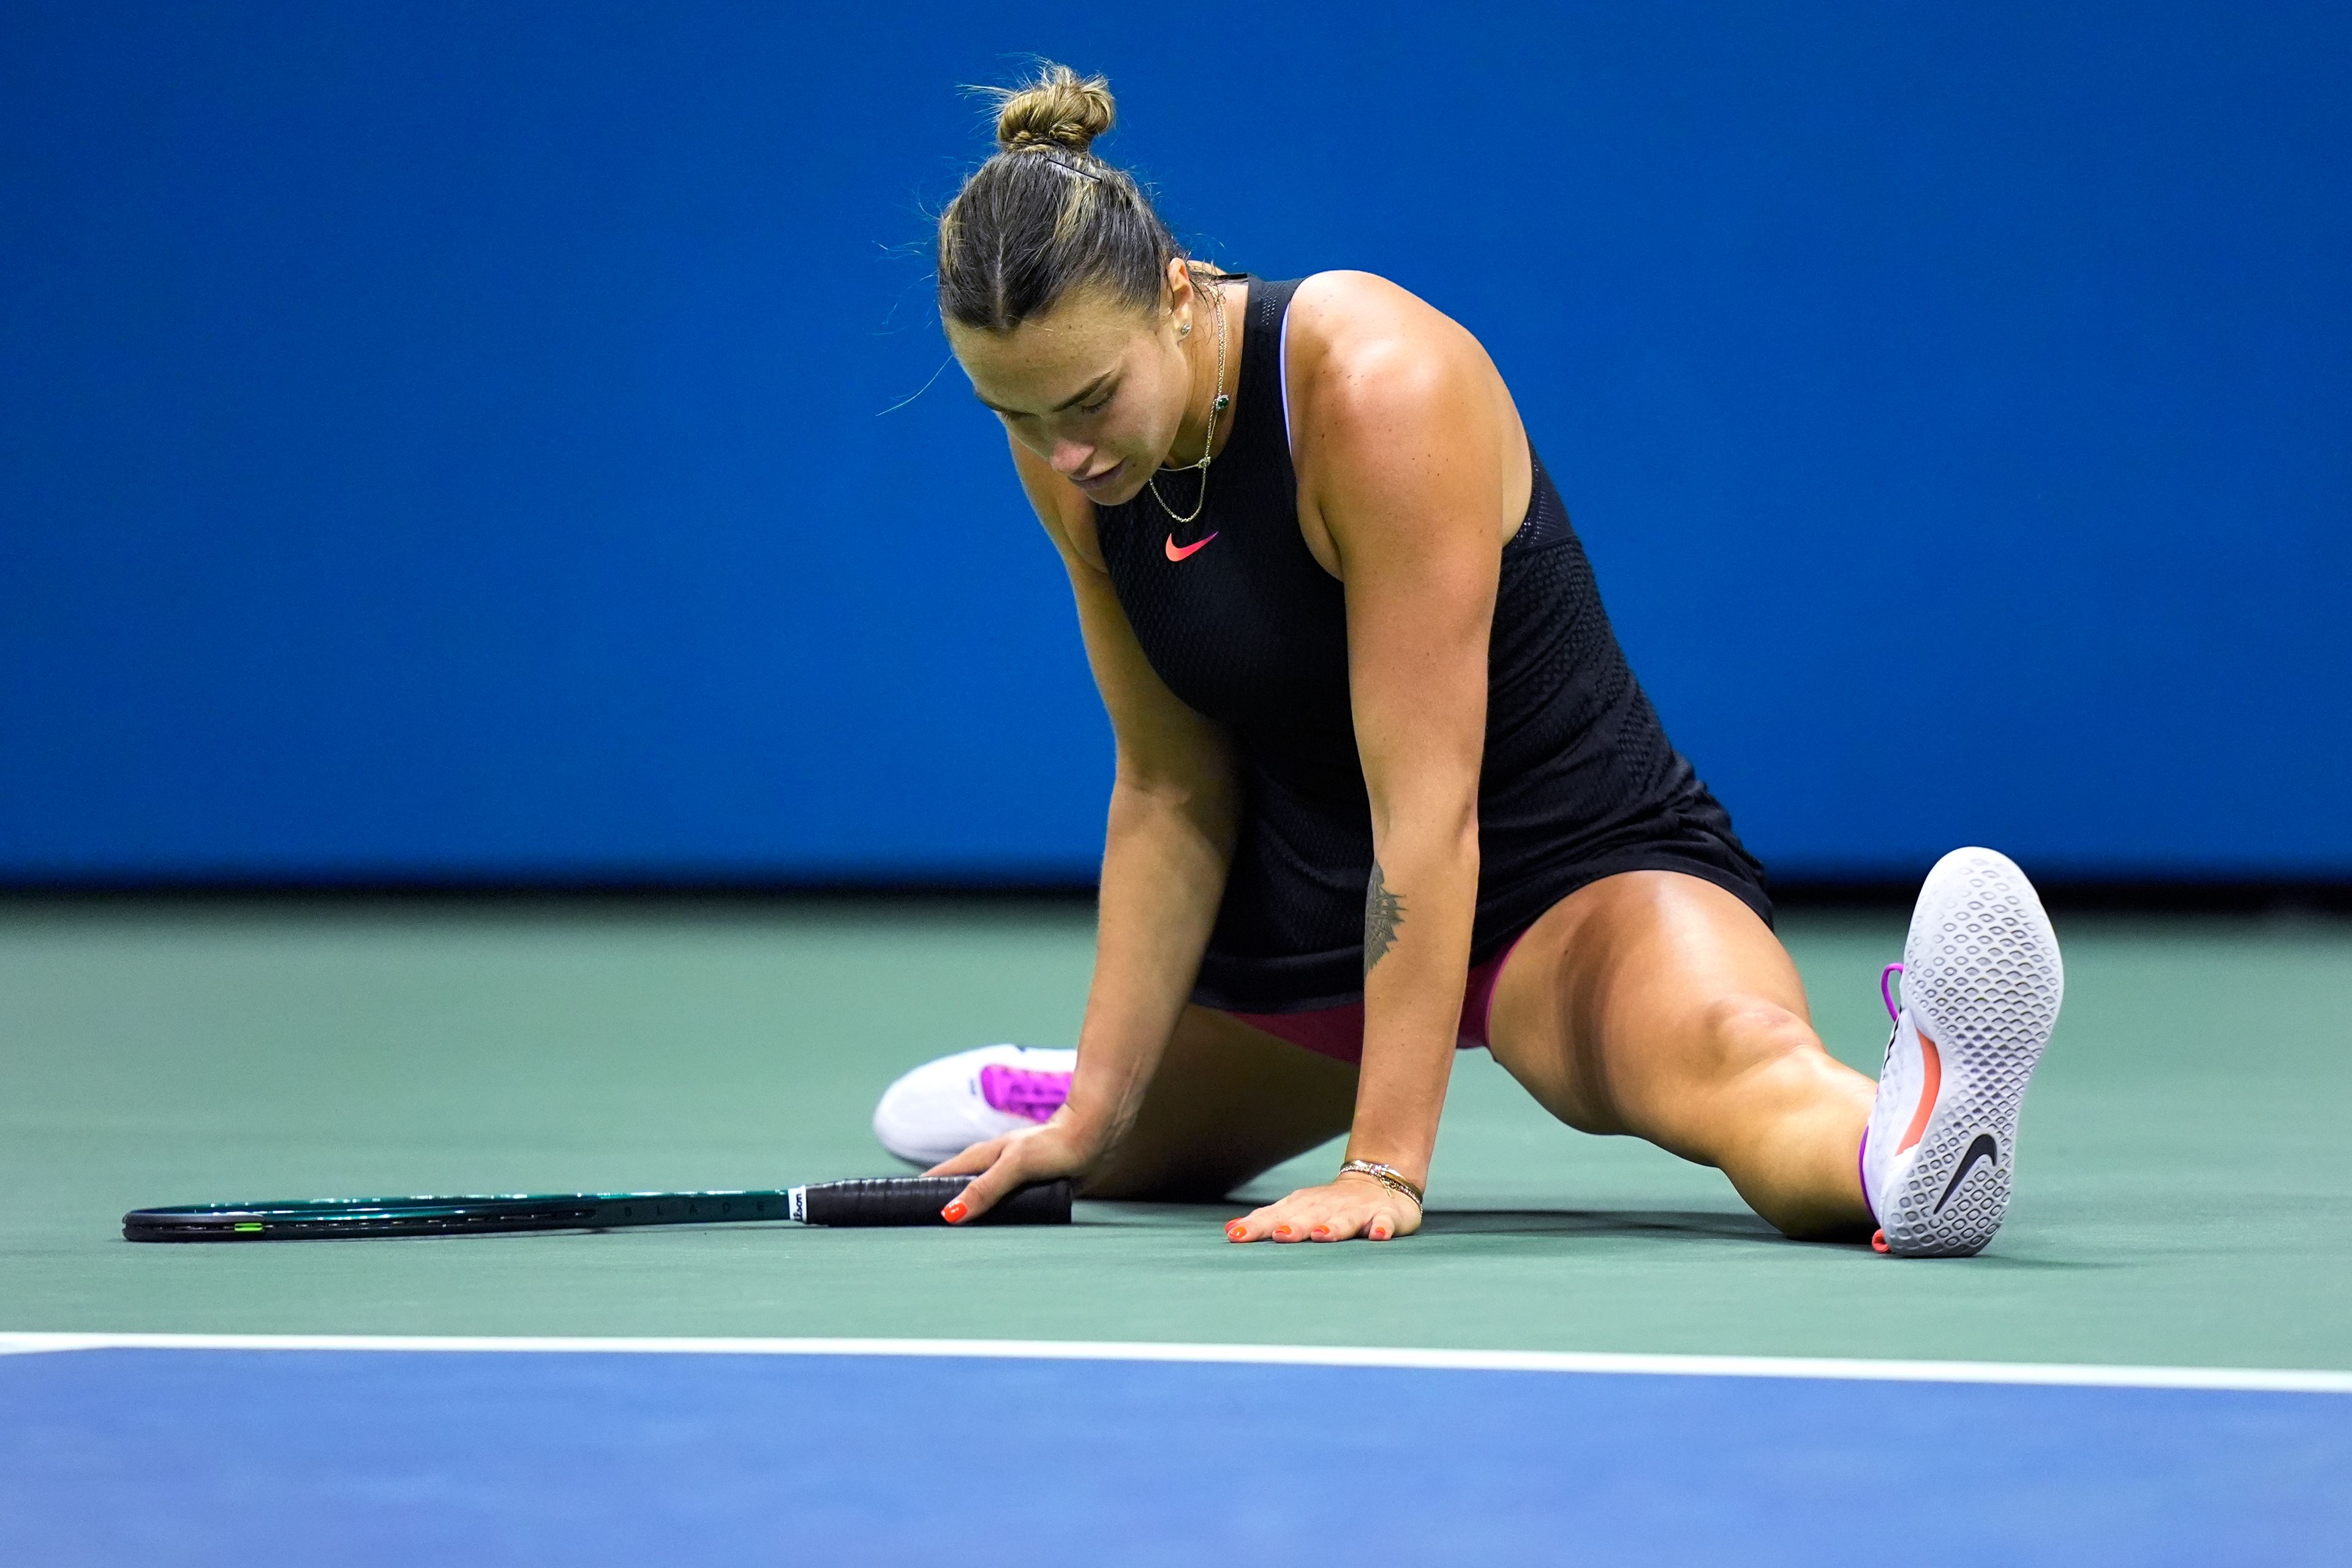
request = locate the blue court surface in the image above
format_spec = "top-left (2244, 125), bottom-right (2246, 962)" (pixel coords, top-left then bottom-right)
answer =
top-left (2, 1336), bottom-right (2346, 1566)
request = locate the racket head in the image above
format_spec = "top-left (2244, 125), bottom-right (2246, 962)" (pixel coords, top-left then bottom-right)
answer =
top-left (121, 1190), bottom-right (793, 1242)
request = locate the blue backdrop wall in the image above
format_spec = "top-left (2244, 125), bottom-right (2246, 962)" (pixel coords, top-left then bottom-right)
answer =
top-left (4, 2), bottom-right (2346, 884)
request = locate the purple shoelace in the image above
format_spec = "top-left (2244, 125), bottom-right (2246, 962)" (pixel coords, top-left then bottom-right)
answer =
top-left (1858, 962), bottom-right (1906, 1231)
top-left (979, 1064), bottom-right (1071, 1124)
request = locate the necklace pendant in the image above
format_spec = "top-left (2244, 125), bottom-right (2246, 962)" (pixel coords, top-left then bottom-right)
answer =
top-left (1212, 393), bottom-right (1231, 413)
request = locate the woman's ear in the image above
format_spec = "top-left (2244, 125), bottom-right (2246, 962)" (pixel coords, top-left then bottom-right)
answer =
top-left (1163, 256), bottom-right (1194, 334)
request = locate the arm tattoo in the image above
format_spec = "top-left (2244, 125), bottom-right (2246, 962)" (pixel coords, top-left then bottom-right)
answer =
top-left (1363, 860), bottom-right (1406, 976)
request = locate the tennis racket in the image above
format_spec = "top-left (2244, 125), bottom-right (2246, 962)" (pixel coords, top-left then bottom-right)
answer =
top-left (121, 1176), bottom-right (1070, 1242)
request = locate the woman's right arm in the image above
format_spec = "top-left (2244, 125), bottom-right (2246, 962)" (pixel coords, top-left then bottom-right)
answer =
top-left (930, 443), bottom-right (1240, 1221)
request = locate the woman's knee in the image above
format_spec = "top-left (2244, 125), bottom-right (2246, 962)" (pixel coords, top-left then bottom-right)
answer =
top-left (1618, 994), bottom-right (1839, 1159)
top-left (1691, 993), bottom-right (1827, 1087)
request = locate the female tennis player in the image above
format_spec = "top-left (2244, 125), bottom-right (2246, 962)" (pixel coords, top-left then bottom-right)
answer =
top-left (892, 65), bottom-right (2064, 1256)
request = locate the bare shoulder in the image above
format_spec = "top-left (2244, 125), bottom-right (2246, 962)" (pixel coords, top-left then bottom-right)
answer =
top-left (1283, 271), bottom-right (1502, 429)
top-left (1286, 270), bottom-right (1460, 349)
top-left (1280, 271), bottom-right (1529, 548)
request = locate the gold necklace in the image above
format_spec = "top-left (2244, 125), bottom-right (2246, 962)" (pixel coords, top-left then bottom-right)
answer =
top-left (1147, 274), bottom-right (1230, 527)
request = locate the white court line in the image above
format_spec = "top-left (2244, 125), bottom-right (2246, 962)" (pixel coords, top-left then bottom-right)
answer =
top-left (1, 1332), bottom-right (2348, 1394)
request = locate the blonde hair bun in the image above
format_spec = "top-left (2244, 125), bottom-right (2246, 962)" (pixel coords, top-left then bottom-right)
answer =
top-left (940, 61), bottom-right (1178, 330)
top-left (989, 62), bottom-right (1115, 156)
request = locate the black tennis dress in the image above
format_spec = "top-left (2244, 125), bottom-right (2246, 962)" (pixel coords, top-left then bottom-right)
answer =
top-left (1095, 276), bottom-right (1770, 1014)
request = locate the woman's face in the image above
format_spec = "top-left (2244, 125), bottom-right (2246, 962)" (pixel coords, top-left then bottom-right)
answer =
top-left (947, 268), bottom-right (1197, 508)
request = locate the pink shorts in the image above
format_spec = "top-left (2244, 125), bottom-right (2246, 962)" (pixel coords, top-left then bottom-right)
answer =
top-left (1223, 932), bottom-right (1529, 1065)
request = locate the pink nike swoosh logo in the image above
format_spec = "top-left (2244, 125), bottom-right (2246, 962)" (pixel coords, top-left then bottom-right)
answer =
top-left (1164, 532), bottom-right (1218, 562)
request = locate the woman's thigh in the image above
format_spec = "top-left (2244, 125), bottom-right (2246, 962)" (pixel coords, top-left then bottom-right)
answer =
top-left (1082, 1005), bottom-right (1359, 1201)
top-left (1482, 870), bottom-right (1838, 1162)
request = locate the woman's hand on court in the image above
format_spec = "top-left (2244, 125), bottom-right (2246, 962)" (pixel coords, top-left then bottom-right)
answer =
top-left (1224, 1173), bottom-right (1423, 1244)
top-left (927, 1113), bottom-right (1104, 1224)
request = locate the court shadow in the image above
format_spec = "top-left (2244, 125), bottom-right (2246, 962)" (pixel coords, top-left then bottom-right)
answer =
top-left (1423, 1209), bottom-right (2110, 1268)
top-left (1080, 1200), bottom-right (2105, 1266)
top-left (1090, 1199), bottom-right (1784, 1245)
top-left (1421, 1207), bottom-right (1783, 1244)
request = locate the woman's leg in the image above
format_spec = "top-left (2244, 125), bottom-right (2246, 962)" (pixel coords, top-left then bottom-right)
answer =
top-left (1082, 1005), bottom-right (1359, 1201)
top-left (1483, 870), bottom-right (1876, 1238)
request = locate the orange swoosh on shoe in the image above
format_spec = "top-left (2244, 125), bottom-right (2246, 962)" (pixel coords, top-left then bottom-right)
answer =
top-left (1896, 1029), bottom-right (1942, 1155)
top-left (1164, 532), bottom-right (1218, 562)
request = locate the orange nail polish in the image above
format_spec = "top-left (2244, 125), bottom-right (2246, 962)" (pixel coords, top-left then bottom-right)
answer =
top-left (1226, 1222), bottom-right (1246, 1240)
top-left (1311, 1226), bottom-right (1329, 1237)
top-left (942, 1201), bottom-right (968, 1224)
top-left (1274, 1225), bottom-right (1292, 1238)
top-left (1371, 1226), bottom-right (1390, 1241)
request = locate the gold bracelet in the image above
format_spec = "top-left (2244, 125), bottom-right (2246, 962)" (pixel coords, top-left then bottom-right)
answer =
top-left (1337, 1159), bottom-right (1424, 1210)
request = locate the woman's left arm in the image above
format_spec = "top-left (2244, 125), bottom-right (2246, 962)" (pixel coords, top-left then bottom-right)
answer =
top-left (1226, 277), bottom-right (1517, 1244)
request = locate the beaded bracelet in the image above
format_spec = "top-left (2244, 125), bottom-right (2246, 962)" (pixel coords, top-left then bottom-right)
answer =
top-left (1336, 1159), bottom-right (1425, 1210)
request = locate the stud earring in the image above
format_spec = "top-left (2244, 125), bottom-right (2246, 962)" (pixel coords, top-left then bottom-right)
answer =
top-left (1177, 321), bottom-right (1191, 337)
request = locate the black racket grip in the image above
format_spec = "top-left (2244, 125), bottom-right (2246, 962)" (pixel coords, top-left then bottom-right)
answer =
top-left (799, 1176), bottom-right (1072, 1227)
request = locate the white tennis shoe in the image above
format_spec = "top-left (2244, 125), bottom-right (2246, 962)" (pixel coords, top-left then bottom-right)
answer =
top-left (871, 1044), bottom-right (1076, 1167)
top-left (1861, 848), bottom-right (2065, 1257)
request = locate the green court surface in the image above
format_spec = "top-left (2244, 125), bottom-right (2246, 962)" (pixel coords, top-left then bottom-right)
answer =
top-left (2, 897), bottom-right (2346, 1372)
